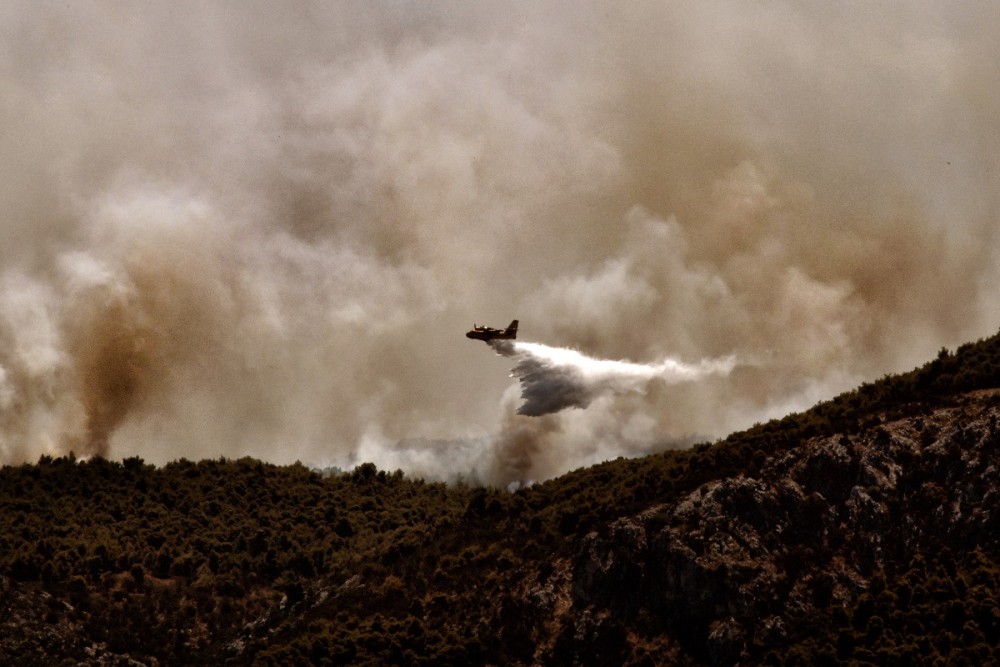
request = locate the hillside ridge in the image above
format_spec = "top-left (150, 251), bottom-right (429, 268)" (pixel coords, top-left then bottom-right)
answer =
top-left (3, 331), bottom-right (1000, 664)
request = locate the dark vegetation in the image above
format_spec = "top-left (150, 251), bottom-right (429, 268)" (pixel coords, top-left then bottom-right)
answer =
top-left (2, 331), bottom-right (1000, 664)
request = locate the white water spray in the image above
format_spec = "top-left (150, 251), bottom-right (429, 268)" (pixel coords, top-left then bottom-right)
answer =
top-left (491, 340), bottom-right (736, 417)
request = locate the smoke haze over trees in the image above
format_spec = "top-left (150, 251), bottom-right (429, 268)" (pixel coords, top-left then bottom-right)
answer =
top-left (1, 2), bottom-right (1000, 483)
top-left (6, 331), bottom-right (1000, 663)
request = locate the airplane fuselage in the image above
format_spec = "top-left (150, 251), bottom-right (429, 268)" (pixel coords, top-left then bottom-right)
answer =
top-left (466, 319), bottom-right (518, 342)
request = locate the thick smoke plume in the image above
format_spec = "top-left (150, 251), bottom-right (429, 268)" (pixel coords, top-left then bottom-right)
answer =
top-left (492, 340), bottom-right (735, 417)
top-left (2, 3), bottom-right (1000, 484)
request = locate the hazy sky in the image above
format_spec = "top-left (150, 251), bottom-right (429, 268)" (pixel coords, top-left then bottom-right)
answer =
top-left (1, 2), bottom-right (998, 484)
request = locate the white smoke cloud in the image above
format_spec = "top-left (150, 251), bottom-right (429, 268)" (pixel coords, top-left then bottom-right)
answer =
top-left (0, 2), bottom-right (999, 484)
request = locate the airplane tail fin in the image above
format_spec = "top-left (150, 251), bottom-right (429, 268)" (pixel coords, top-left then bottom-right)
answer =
top-left (505, 320), bottom-right (518, 337)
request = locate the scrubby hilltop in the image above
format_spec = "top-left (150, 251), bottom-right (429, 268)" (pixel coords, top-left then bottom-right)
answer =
top-left (3, 333), bottom-right (1000, 665)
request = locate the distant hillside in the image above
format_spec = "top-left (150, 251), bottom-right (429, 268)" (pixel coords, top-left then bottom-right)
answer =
top-left (3, 330), bottom-right (1000, 665)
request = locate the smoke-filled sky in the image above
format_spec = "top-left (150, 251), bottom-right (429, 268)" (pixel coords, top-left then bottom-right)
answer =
top-left (2, 2), bottom-right (999, 485)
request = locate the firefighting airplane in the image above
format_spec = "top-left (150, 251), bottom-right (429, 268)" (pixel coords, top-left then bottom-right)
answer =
top-left (466, 319), bottom-right (518, 342)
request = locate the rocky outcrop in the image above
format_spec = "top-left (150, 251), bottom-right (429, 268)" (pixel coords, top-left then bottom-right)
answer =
top-left (564, 393), bottom-right (1000, 665)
